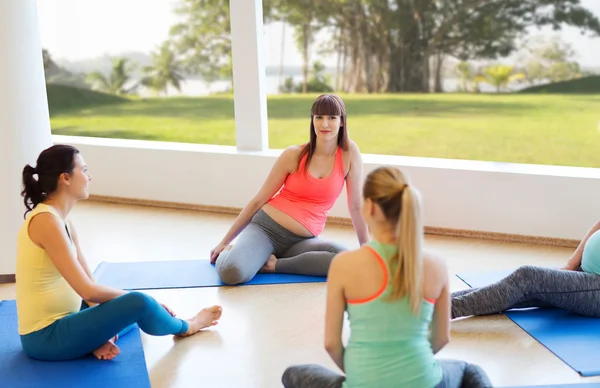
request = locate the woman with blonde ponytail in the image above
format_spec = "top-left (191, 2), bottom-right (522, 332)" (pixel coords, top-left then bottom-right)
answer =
top-left (282, 167), bottom-right (492, 388)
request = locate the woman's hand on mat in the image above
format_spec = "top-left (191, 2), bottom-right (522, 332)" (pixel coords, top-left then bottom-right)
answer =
top-left (210, 244), bottom-right (224, 263)
top-left (161, 303), bottom-right (176, 316)
top-left (210, 243), bottom-right (230, 263)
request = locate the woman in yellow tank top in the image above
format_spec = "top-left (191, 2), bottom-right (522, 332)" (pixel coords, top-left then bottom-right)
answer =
top-left (281, 167), bottom-right (492, 388)
top-left (16, 144), bottom-right (223, 361)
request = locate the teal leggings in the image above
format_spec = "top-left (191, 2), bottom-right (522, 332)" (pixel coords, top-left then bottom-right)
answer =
top-left (20, 291), bottom-right (188, 361)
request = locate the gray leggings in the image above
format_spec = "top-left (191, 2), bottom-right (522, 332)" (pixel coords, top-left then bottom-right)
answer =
top-left (215, 209), bottom-right (346, 285)
top-left (281, 360), bottom-right (493, 388)
top-left (452, 265), bottom-right (600, 319)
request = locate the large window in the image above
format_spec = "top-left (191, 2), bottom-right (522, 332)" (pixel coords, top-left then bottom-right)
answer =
top-left (262, 0), bottom-right (600, 168)
top-left (38, 0), bottom-right (235, 146)
top-left (39, 0), bottom-right (600, 241)
top-left (39, 0), bottom-right (600, 168)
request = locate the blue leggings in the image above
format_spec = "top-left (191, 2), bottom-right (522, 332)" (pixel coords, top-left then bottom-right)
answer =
top-left (20, 291), bottom-right (188, 361)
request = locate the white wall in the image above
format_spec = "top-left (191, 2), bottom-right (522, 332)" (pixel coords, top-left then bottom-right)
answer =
top-left (57, 135), bottom-right (600, 241)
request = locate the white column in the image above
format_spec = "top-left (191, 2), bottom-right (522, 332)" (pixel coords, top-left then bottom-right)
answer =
top-left (229, 0), bottom-right (269, 152)
top-left (0, 0), bottom-right (53, 277)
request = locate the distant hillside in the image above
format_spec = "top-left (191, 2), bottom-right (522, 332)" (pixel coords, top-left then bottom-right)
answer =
top-left (47, 84), bottom-right (128, 115)
top-left (519, 75), bottom-right (600, 94)
top-left (44, 51), bottom-right (90, 90)
top-left (56, 51), bottom-right (153, 79)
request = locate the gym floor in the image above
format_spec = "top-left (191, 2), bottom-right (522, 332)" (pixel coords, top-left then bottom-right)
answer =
top-left (1, 201), bottom-right (598, 387)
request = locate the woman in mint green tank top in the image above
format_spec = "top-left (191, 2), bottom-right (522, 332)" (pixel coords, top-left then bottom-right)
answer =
top-left (282, 167), bottom-right (492, 388)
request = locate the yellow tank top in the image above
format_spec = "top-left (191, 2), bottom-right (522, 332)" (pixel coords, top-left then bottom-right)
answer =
top-left (16, 203), bottom-right (82, 335)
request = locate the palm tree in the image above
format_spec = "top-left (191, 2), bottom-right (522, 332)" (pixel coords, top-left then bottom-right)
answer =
top-left (140, 42), bottom-right (185, 96)
top-left (85, 57), bottom-right (136, 95)
top-left (479, 64), bottom-right (525, 92)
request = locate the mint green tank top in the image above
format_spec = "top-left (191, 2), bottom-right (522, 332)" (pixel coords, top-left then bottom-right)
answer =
top-left (582, 230), bottom-right (600, 275)
top-left (342, 240), bottom-right (443, 388)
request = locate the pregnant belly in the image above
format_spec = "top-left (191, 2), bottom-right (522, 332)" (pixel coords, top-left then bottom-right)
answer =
top-left (261, 204), bottom-right (314, 237)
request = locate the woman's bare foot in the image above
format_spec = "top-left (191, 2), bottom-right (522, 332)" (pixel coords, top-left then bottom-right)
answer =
top-left (259, 254), bottom-right (277, 273)
top-left (93, 337), bottom-right (120, 360)
top-left (177, 306), bottom-right (223, 337)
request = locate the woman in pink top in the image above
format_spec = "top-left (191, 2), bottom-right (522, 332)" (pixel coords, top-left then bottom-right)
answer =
top-left (210, 94), bottom-right (369, 285)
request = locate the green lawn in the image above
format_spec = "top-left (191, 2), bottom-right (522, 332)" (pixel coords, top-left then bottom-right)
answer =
top-left (49, 92), bottom-right (600, 168)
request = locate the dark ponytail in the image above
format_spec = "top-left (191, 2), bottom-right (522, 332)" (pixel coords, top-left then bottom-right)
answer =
top-left (21, 165), bottom-right (45, 216)
top-left (21, 144), bottom-right (80, 217)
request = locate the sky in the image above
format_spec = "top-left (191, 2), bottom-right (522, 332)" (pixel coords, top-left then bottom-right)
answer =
top-left (36, 0), bottom-right (600, 68)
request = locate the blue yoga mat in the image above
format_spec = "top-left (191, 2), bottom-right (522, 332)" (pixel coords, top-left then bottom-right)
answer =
top-left (456, 268), bottom-right (514, 289)
top-left (0, 300), bottom-right (151, 388)
top-left (93, 259), bottom-right (326, 290)
top-left (456, 269), bottom-right (600, 377)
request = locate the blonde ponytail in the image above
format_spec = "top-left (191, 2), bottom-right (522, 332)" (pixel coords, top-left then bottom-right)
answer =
top-left (363, 166), bottom-right (424, 315)
top-left (389, 185), bottom-right (424, 315)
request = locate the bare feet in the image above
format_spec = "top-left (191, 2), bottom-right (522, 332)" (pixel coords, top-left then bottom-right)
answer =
top-left (177, 306), bottom-right (223, 337)
top-left (259, 254), bottom-right (277, 273)
top-left (93, 336), bottom-right (120, 360)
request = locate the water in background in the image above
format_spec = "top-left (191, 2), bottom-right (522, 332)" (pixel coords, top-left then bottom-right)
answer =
top-left (136, 74), bottom-right (515, 97)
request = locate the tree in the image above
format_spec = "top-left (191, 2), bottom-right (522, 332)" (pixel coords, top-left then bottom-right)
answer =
top-left (519, 35), bottom-right (584, 84)
top-left (168, 0), bottom-right (232, 83)
top-left (456, 61), bottom-right (474, 92)
top-left (479, 64), bottom-right (525, 92)
top-left (523, 59), bottom-right (546, 86)
top-left (163, 0), bottom-right (600, 93)
top-left (140, 42), bottom-right (186, 96)
top-left (265, 0), bottom-right (331, 93)
top-left (278, 60), bottom-right (333, 93)
top-left (167, 0), bottom-right (280, 88)
top-left (316, 0), bottom-right (600, 92)
top-left (85, 57), bottom-right (137, 95)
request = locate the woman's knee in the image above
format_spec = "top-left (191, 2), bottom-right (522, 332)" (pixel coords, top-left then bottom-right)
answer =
top-left (510, 265), bottom-right (539, 281)
top-left (462, 363), bottom-right (492, 387)
top-left (329, 242), bottom-right (347, 254)
top-left (281, 364), bottom-right (342, 388)
top-left (216, 259), bottom-right (251, 285)
top-left (281, 365), bottom-right (300, 387)
top-left (119, 291), bottom-right (157, 313)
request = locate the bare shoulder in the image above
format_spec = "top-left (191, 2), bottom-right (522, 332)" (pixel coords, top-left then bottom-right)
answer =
top-left (330, 249), bottom-right (353, 267)
top-left (344, 140), bottom-right (362, 176)
top-left (284, 144), bottom-right (304, 154)
top-left (344, 139), bottom-right (361, 159)
top-left (29, 212), bottom-right (61, 232)
top-left (348, 139), bottom-right (361, 154)
top-left (274, 145), bottom-right (304, 171)
top-left (281, 145), bottom-right (304, 161)
top-left (28, 212), bottom-right (65, 246)
top-left (423, 249), bottom-right (448, 278)
top-left (330, 248), bottom-right (364, 271)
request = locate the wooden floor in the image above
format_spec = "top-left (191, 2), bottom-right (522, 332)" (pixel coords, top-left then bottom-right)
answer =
top-left (1, 201), bottom-right (598, 388)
